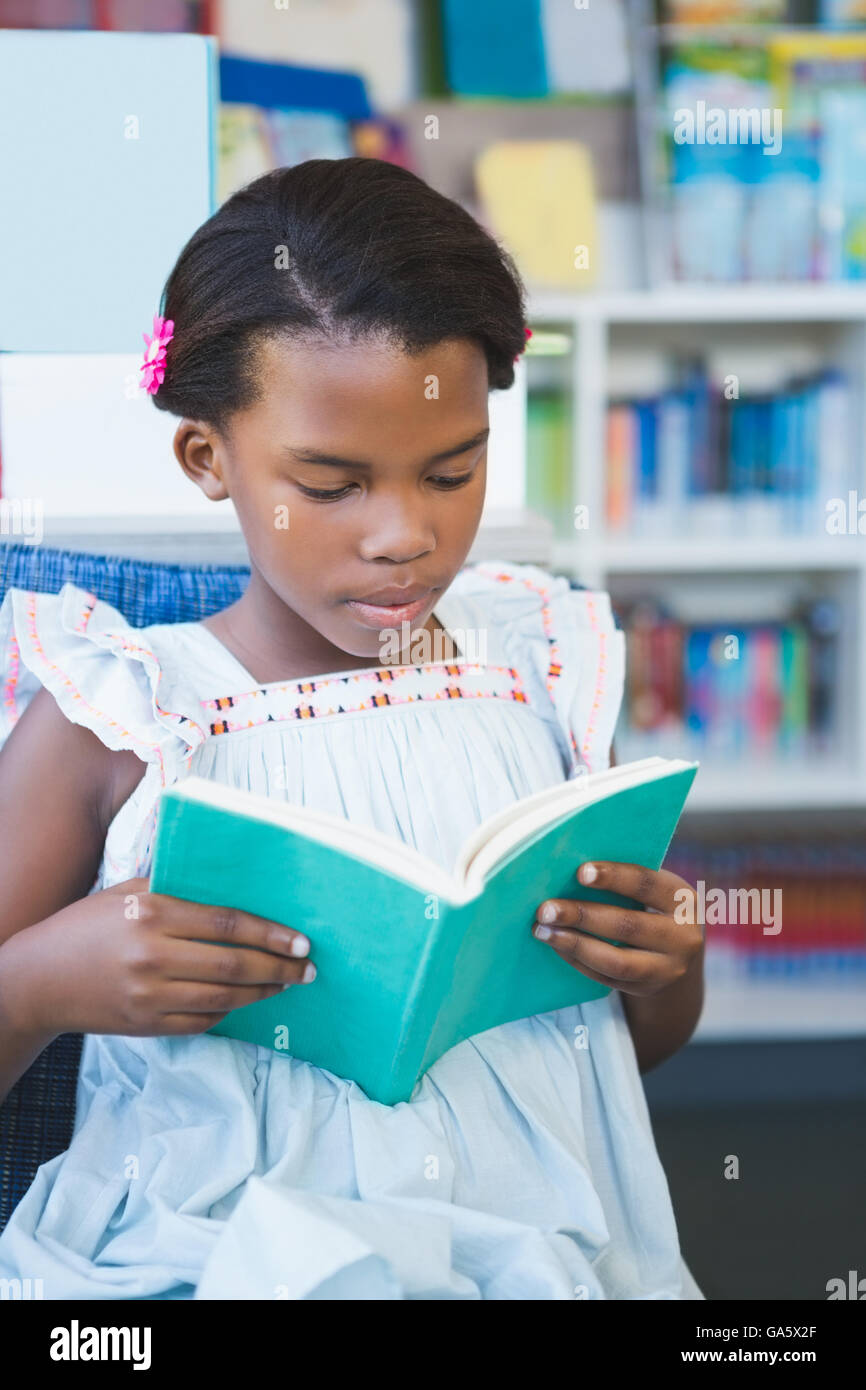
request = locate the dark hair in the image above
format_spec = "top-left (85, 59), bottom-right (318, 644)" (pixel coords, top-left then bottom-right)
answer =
top-left (152, 157), bottom-right (527, 430)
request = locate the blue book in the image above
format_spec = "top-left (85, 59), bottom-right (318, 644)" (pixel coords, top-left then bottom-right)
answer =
top-left (0, 31), bottom-right (217, 353)
top-left (684, 629), bottom-right (712, 744)
top-left (442, 0), bottom-right (548, 97)
top-left (219, 54), bottom-right (372, 120)
top-left (635, 401), bottom-right (658, 499)
top-left (149, 758), bottom-right (697, 1105)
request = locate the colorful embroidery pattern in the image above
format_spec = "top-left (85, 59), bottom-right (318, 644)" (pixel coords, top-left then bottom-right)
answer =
top-left (579, 592), bottom-right (607, 772)
top-left (22, 590), bottom-right (167, 779)
top-left (2, 633), bottom-right (21, 730)
top-left (200, 662), bottom-right (529, 737)
top-left (72, 594), bottom-right (96, 634)
top-left (475, 564), bottom-right (589, 772)
top-left (101, 627), bottom-right (208, 752)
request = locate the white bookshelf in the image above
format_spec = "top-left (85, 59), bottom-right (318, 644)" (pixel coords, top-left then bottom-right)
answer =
top-left (527, 287), bottom-right (866, 1044)
top-left (527, 287), bottom-right (866, 817)
top-left (533, 285), bottom-right (866, 325)
top-left (694, 980), bottom-right (866, 1042)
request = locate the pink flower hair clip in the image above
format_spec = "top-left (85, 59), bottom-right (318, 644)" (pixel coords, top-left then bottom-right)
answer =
top-left (514, 326), bottom-right (532, 364)
top-left (140, 315), bottom-right (174, 395)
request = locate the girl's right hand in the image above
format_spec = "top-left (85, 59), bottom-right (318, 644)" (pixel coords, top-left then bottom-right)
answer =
top-left (0, 877), bottom-right (316, 1040)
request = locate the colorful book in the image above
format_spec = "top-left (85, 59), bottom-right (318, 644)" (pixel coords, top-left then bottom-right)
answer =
top-left (475, 141), bottom-right (598, 290)
top-left (149, 758), bottom-right (698, 1105)
top-left (616, 603), bottom-right (839, 765)
top-left (218, 54), bottom-right (372, 120)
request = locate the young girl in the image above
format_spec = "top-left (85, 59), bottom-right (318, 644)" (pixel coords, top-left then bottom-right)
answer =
top-left (0, 158), bottom-right (704, 1301)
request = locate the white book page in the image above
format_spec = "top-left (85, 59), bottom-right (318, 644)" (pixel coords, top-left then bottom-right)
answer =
top-left (452, 758), bottom-right (667, 886)
top-left (459, 759), bottom-right (692, 898)
top-left (169, 777), bottom-right (455, 900)
top-left (169, 759), bottom-right (694, 908)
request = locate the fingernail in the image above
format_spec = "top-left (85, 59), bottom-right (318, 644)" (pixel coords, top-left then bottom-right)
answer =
top-left (302, 962), bottom-right (317, 983)
top-left (579, 863), bottom-right (597, 885)
top-left (534, 923), bottom-right (552, 941)
top-left (290, 935), bottom-right (310, 957)
top-left (539, 902), bottom-right (558, 923)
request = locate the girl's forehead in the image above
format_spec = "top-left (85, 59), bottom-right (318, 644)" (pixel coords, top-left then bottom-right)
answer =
top-left (228, 337), bottom-right (489, 466)
top-left (257, 332), bottom-right (486, 384)
top-left (246, 335), bottom-right (489, 428)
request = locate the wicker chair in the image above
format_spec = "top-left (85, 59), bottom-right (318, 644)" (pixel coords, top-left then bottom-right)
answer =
top-left (0, 542), bottom-right (251, 1234)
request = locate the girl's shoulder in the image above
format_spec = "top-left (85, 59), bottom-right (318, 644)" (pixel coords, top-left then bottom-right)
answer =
top-left (444, 561), bottom-right (625, 775)
top-left (446, 559), bottom-right (619, 634)
top-left (0, 581), bottom-right (208, 775)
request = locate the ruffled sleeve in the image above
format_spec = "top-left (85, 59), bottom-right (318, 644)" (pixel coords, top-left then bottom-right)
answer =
top-left (0, 581), bottom-right (209, 881)
top-left (454, 562), bottom-right (626, 776)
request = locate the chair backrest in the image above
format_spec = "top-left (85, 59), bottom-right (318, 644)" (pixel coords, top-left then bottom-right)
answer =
top-left (0, 542), bottom-right (252, 1234)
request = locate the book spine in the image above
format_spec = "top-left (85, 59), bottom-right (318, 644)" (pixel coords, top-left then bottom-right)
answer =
top-left (387, 902), bottom-right (458, 1101)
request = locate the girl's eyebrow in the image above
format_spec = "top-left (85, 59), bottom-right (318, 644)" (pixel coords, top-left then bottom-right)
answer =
top-left (283, 427), bottom-right (490, 470)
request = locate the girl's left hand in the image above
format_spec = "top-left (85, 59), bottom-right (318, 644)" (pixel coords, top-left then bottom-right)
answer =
top-left (532, 861), bottom-right (703, 997)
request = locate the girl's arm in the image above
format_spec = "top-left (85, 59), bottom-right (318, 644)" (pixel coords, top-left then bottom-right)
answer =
top-left (619, 941), bottom-right (704, 1072)
top-left (0, 687), bottom-right (141, 1102)
top-left (0, 690), bottom-right (316, 1107)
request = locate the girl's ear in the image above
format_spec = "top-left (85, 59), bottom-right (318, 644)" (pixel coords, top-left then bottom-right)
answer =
top-left (172, 419), bottom-right (230, 502)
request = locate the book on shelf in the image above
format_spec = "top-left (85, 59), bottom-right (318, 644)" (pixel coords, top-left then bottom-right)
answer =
top-left (660, 30), bottom-right (866, 282)
top-left (617, 598), bottom-right (840, 764)
top-left (0, 0), bottom-right (213, 27)
top-left (475, 141), bottom-right (598, 290)
top-left (604, 362), bottom-right (854, 537)
top-left (149, 758), bottom-right (697, 1105)
top-left (441, 0), bottom-right (630, 97)
top-left (661, 0), bottom-right (786, 18)
top-left (667, 836), bottom-right (866, 984)
top-left (216, 54), bottom-right (413, 206)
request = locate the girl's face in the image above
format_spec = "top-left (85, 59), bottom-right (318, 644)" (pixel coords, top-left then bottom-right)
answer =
top-left (178, 334), bottom-right (489, 660)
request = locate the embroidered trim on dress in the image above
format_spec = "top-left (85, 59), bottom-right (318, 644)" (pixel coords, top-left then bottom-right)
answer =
top-left (3, 633), bottom-right (21, 730)
top-left (474, 565), bottom-right (592, 772)
top-left (199, 662), bottom-right (529, 737)
top-left (72, 593), bottom-right (97, 634)
top-left (23, 591), bottom-right (168, 780)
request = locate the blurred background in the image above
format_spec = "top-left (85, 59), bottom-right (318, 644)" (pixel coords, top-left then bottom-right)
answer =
top-left (0, 0), bottom-right (864, 1299)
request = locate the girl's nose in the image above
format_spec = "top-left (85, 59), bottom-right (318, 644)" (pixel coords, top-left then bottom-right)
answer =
top-left (358, 501), bottom-right (436, 564)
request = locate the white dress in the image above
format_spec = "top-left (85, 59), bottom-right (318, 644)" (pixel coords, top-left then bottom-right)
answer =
top-left (0, 561), bottom-right (703, 1300)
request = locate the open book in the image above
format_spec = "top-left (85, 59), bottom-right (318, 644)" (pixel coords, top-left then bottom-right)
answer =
top-left (149, 757), bottom-right (698, 1104)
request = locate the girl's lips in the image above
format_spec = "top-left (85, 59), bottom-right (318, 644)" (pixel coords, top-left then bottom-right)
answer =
top-left (345, 592), bottom-right (433, 627)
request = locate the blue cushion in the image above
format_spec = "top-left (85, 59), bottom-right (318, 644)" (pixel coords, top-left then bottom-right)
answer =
top-left (0, 542), bottom-right (252, 1234)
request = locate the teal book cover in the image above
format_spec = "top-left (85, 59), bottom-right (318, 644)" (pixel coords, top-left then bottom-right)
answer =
top-left (149, 759), bottom-right (697, 1105)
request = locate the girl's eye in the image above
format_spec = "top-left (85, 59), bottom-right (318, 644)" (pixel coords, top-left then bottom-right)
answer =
top-left (297, 483), bottom-right (357, 501)
top-left (430, 472), bottom-right (473, 490)
top-left (297, 471), bottom-right (474, 500)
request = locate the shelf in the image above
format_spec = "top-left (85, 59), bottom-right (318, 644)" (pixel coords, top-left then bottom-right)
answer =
top-left (529, 285), bottom-right (866, 323)
top-left (681, 770), bottom-right (866, 814)
top-left (552, 538), bottom-right (866, 574)
top-left (653, 22), bottom-right (818, 45)
top-left (694, 982), bottom-right (866, 1042)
